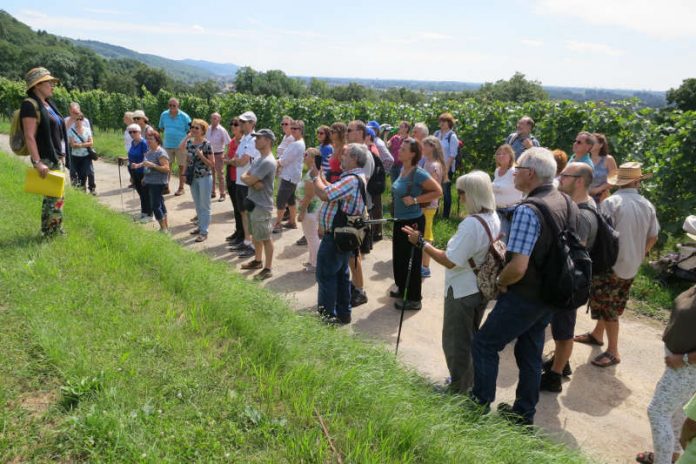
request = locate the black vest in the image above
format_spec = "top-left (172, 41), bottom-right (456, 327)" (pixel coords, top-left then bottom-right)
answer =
top-left (26, 91), bottom-right (69, 165)
top-left (507, 184), bottom-right (574, 302)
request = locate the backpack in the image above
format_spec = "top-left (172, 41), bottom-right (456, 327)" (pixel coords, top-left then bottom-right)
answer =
top-left (10, 98), bottom-right (40, 156)
top-left (332, 174), bottom-right (371, 253)
top-left (523, 196), bottom-right (592, 311)
top-left (468, 215), bottom-right (506, 302)
top-left (366, 151), bottom-right (386, 195)
top-left (578, 203), bottom-right (620, 275)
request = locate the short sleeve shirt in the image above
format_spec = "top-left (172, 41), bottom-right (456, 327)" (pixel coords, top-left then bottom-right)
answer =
top-left (507, 205), bottom-right (541, 256)
top-left (186, 139), bottom-right (213, 178)
top-left (577, 200), bottom-right (598, 249)
top-left (235, 133), bottom-right (259, 186)
top-left (158, 110), bottom-right (191, 148)
top-left (247, 154), bottom-right (277, 212)
top-left (205, 125), bottom-right (231, 153)
top-left (67, 126), bottom-right (93, 158)
top-left (279, 139), bottom-right (305, 185)
top-left (391, 167), bottom-right (431, 220)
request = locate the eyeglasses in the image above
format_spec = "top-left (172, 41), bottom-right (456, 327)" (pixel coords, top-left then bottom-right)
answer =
top-left (231, 123), bottom-right (239, 127)
top-left (133, 117), bottom-right (142, 120)
top-left (560, 173), bottom-right (581, 178)
top-left (574, 140), bottom-right (584, 144)
top-left (128, 130), bottom-right (139, 134)
top-left (290, 127), bottom-right (301, 131)
top-left (281, 122), bottom-right (290, 126)
top-left (516, 166), bottom-right (532, 171)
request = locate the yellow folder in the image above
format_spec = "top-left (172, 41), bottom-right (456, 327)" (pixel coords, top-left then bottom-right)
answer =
top-left (24, 168), bottom-right (65, 198)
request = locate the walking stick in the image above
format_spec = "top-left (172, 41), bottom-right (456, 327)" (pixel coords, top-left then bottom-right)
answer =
top-left (117, 157), bottom-right (126, 212)
top-left (395, 241), bottom-right (416, 356)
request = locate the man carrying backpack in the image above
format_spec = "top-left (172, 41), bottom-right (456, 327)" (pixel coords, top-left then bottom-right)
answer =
top-left (540, 162), bottom-right (598, 392)
top-left (471, 147), bottom-right (578, 426)
top-left (575, 162), bottom-right (659, 368)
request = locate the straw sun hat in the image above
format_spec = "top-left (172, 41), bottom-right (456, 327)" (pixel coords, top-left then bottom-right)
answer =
top-left (25, 67), bottom-right (59, 91)
top-left (607, 161), bottom-right (653, 186)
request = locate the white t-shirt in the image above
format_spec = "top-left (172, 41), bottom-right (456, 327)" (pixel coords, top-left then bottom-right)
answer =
top-left (277, 134), bottom-right (295, 159)
top-left (235, 133), bottom-right (260, 186)
top-left (279, 139), bottom-right (305, 185)
top-left (445, 212), bottom-right (501, 299)
top-left (492, 167), bottom-right (523, 208)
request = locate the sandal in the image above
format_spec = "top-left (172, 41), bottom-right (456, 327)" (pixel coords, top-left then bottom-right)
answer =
top-left (174, 188), bottom-right (185, 196)
top-left (194, 234), bottom-right (207, 242)
top-left (592, 351), bottom-right (621, 368)
top-left (218, 195), bottom-right (226, 202)
top-left (241, 260), bottom-right (263, 270)
top-left (636, 451), bottom-right (656, 464)
top-left (574, 332), bottom-right (604, 346)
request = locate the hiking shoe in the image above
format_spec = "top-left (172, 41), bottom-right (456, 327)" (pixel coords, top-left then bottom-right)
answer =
top-left (421, 266), bottom-right (431, 278)
top-left (241, 259), bottom-right (263, 270)
top-left (254, 268), bottom-right (273, 281)
top-left (229, 241), bottom-right (247, 251)
top-left (351, 290), bottom-right (368, 307)
top-left (295, 236), bottom-right (307, 246)
top-left (282, 222), bottom-right (298, 229)
top-left (542, 357), bottom-right (572, 377)
top-left (497, 403), bottom-right (532, 426)
top-left (389, 289), bottom-right (403, 298)
top-left (394, 300), bottom-right (422, 311)
top-left (539, 370), bottom-right (563, 393)
top-left (237, 247), bottom-right (256, 258)
top-left (323, 313), bottom-right (351, 325)
top-left (189, 228), bottom-right (200, 235)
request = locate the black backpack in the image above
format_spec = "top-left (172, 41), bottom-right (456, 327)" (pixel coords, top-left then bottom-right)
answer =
top-left (366, 151), bottom-right (386, 195)
top-left (578, 203), bottom-right (620, 275)
top-left (524, 195), bottom-right (592, 311)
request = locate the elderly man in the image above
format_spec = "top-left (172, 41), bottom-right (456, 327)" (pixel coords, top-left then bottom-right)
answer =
top-left (569, 131), bottom-right (596, 168)
top-left (206, 112), bottom-right (231, 201)
top-left (471, 147), bottom-right (577, 426)
top-left (575, 162), bottom-right (659, 368)
top-left (505, 116), bottom-right (540, 160)
top-left (434, 112), bottom-right (459, 219)
top-left (540, 162), bottom-right (598, 392)
top-left (228, 111), bottom-right (260, 259)
top-left (158, 98), bottom-right (191, 196)
top-left (273, 120), bottom-right (305, 232)
top-left (240, 129), bottom-right (277, 281)
top-left (310, 143), bottom-right (369, 324)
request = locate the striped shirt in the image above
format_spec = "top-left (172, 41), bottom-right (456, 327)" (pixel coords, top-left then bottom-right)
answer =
top-left (318, 168), bottom-right (366, 233)
top-left (507, 205), bottom-right (541, 256)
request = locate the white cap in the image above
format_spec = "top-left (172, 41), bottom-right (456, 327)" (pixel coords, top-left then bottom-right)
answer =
top-left (239, 111), bottom-right (257, 123)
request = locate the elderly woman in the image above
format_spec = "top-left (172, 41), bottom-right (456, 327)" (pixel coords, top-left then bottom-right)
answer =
top-left (132, 131), bottom-right (170, 233)
top-left (390, 138), bottom-right (443, 310)
top-left (589, 133), bottom-right (618, 203)
top-left (403, 171), bottom-right (501, 394)
top-left (133, 110), bottom-right (153, 138)
top-left (297, 148), bottom-right (323, 271)
top-left (21, 67), bottom-right (70, 237)
top-left (492, 144), bottom-right (522, 243)
top-left (180, 118), bottom-right (214, 242)
top-left (420, 136), bottom-right (446, 278)
top-left (123, 111), bottom-right (134, 151)
top-left (126, 123), bottom-right (152, 222)
top-left (67, 112), bottom-right (94, 192)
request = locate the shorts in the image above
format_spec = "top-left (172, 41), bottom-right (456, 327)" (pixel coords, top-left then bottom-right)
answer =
top-left (589, 271), bottom-right (634, 322)
top-left (165, 147), bottom-right (188, 169)
top-left (235, 184), bottom-right (249, 211)
top-left (250, 208), bottom-right (273, 241)
top-left (550, 308), bottom-right (578, 341)
top-left (423, 208), bottom-right (437, 241)
top-left (276, 179), bottom-right (297, 208)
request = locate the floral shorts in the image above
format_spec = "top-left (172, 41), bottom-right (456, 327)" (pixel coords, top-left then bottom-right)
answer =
top-left (589, 272), bottom-right (634, 322)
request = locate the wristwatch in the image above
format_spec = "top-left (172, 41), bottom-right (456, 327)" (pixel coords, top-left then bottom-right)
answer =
top-left (684, 353), bottom-right (690, 366)
top-left (31, 158), bottom-right (40, 166)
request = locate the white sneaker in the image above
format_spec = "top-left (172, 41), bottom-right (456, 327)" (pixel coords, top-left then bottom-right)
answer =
top-left (140, 215), bottom-right (154, 223)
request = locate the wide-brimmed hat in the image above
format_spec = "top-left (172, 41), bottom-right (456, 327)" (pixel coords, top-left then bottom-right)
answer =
top-left (25, 67), bottom-right (59, 91)
top-left (684, 216), bottom-right (696, 241)
top-left (132, 109), bottom-right (149, 122)
top-left (607, 161), bottom-right (653, 186)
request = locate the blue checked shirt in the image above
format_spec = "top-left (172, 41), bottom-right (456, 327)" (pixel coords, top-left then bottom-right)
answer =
top-left (506, 205), bottom-right (541, 256)
top-left (318, 168), bottom-right (366, 233)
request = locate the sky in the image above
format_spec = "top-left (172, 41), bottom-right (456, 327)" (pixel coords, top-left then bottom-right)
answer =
top-left (4, 0), bottom-right (696, 91)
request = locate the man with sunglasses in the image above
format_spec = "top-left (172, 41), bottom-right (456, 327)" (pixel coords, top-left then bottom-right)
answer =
top-left (158, 98), bottom-right (191, 196)
top-left (273, 120), bottom-right (305, 233)
top-left (569, 132), bottom-right (596, 168)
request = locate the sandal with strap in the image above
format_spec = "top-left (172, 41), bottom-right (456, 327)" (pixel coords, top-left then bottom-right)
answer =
top-left (574, 332), bottom-right (604, 346)
top-left (592, 351), bottom-right (621, 368)
top-left (635, 450), bottom-right (678, 463)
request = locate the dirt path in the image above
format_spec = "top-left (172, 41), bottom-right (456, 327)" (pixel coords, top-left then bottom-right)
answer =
top-left (3, 136), bottom-right (669, 463)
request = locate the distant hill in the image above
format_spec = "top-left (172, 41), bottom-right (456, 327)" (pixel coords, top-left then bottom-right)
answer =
top-left (179, 59), bottom-right (239, 78)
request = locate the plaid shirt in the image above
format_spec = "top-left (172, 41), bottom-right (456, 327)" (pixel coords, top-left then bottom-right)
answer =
top-left (507, 205), bottom-right (540, 256)
top-left (318, 168), bottom-right (366, 233)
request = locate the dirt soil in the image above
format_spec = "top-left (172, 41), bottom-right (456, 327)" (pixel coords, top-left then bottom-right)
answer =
top-left (4, 137), bottom-right (670, 464)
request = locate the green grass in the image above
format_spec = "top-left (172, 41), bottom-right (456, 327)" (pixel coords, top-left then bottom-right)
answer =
top-left (91, 127), bottom-right (128, 160)
top-left (0, 151), bottom-right (586, 462)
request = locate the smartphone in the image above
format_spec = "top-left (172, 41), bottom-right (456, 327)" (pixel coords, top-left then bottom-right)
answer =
top-left (314, 154), bottom-right (322, 170)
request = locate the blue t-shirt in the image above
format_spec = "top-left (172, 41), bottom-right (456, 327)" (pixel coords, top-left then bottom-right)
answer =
top-left (158, 110), bottom-right (191, 149)
top-left (320, 144), bottom-right (333, 177)
top-left (569, 153), bottom-right (594, 169)
top-left (128, 139), bottom-right (149, 174)
top-left (392, 166), bottom-right (431, 220)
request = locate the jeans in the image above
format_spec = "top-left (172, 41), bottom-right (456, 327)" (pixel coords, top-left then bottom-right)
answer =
top-left (71, 155), bottom-right (91, 190)
top-left (316, 234), bottom-right (352, 319)
top-left (441, 179), bottom-right (452, 218)
top-left (471, 291), bottom-right (553, 424)
top-left (226, 178), bottom-right (244, 240)
top-left (190, 175), bottom-right (213, 235)
top-left (131, 169), bottom-right (151, 216)
top-left (147, 184), bottom-right (167, 221)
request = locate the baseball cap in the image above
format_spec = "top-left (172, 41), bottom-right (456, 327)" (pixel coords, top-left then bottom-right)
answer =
top-left (239, 111), bottom-right (257, 123)
top-left (365, 127), bottom-right (376, 138)
top-left (251, 128), bottom-right (276, 143)
top-left (367, 120), bottom-right (380, 130)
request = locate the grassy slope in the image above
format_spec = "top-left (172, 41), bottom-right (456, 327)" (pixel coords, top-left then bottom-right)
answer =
top-left (0, 151), bottom-right (585, 462)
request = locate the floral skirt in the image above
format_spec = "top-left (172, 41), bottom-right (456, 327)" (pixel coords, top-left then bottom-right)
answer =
top-left (40, 159), bottom-right (64, 236)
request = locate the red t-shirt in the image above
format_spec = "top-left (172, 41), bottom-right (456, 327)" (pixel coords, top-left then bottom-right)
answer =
top-left (328, 155), bottom-right (342, 183)
top-left (226, 138), bottom-right (239, 181)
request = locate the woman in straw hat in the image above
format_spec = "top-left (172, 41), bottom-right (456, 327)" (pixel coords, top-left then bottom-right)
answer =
top-left (21, 67), bottom-right (71, 237)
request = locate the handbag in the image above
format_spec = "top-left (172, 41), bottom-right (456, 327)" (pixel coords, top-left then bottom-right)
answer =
top-left (468, 215), bottom-right (506, 302)
top-left (332, 174), bottom-right (370, 253)
top-left (70, 128), bottom-right (98, 160)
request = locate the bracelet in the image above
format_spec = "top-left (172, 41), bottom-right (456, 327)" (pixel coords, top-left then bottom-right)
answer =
top-left (415, 234), bottom-right (425, 250)
top-left (684, 353), bottom-right (690, 366)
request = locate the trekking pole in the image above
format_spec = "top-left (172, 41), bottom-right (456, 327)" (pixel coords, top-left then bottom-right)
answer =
top-left (395, 242), bottom-right (416, 356)
top-left (117, 157), bottom-right (126, 212)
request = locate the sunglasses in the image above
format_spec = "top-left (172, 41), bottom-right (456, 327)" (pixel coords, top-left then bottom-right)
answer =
top-left (290, 127), bottom-right (301, 131)
top-left (560, 173), bottom-right (581, 178)
top-left (281, 122), bottom-right (290, 126)
top-left (133, 117), bottom-right (142, 120)
top-left (128, 130), bottom-right (139, 134)
top-left (231, 123), bottom-right (239, 127)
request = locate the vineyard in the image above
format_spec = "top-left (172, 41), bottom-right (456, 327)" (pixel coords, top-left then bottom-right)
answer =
top-left (1, 77), bottom-right (694, 234)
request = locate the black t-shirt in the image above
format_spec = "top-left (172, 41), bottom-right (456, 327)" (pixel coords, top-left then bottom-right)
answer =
top-left (20, 99), bottom-right (64, 156)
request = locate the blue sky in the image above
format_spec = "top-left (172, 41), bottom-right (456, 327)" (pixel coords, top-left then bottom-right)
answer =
top-left (4, 0), bottom-right (696, 90)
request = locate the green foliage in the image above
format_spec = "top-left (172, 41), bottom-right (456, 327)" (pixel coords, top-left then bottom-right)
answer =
top-left (478, 72), bottom-right (549, 103)
top-left (667, 78), bottom-right (696, 111)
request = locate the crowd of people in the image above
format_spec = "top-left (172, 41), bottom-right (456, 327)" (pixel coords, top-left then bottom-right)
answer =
top-left (20, 67), bottom-right (696, 464)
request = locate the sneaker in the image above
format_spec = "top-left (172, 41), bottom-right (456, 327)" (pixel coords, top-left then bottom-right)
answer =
top-left (497, 402), bottom-right (532, 426)
top-left (225, 234), bottom-right (237, 242)
top-left (539, 370), bottom-right (563, 393)
top-left (323, 313), bottom-right (351, 325)
top-left (542, 357), bottom-right (572, 377)
top-left (254, 268), bottom-right (273, 281)
top-left (241, 259), bottom-right (263, 270)
top-left (89, 189), bottom-right (97, 196)
top-left (189, 228), bottom-right (200, 235)
top-left (421, 266), bottom-right (431, 278)
top-left (194, 234), bottom-right (207, 242)
top-left (351, 290), bottom-right (368, 307)
top-left (272, 224), bottom-right (283, 234)
top-left (140, 215), bottom-right (154, 224)
top-left (237, 246), bottom-right (256, 258)
top-left (295, 236), bottom-right (307, 246)
top-left (394, 300), bottom-right (422, 311)
top-left (389, 289), bottom-right (403, 299)
top-left (282, 223), bottom-right (298, 230)
top-left (189, 216), bottom-right (198, 223)
top-left (229, 241), bottom-right (247, 251)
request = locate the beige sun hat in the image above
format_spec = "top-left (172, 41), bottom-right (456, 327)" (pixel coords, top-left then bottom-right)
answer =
top-left (132, 110), bottom-right (149, 122)
top-left (683, 216), bottom-right (696, 241)
top-left (607, 161), bottom-right (653, 186)
top-left (25, 67), bottom-right (59, 91)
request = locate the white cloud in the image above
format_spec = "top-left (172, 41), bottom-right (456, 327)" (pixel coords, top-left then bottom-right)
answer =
top-left (535, 0), bottom-right (696, 39)
top-left (521, 39), bottom-right (544, 47)
top-left (84, 8), bottom-right (126, 16)
top-left (192, 24), bottom-right (205, 33)
top-left (566, 40), bottom-right (624, 56)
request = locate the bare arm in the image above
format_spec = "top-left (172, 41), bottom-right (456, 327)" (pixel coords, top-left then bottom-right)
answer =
top-left (22, 117), bottom-right (49, 177)
top-left (402, 225), bottom-right (456, 269)
top-left (646, 235), bottom-right (658, 255)
top-left (402, 176), bottom-right (443, 207)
